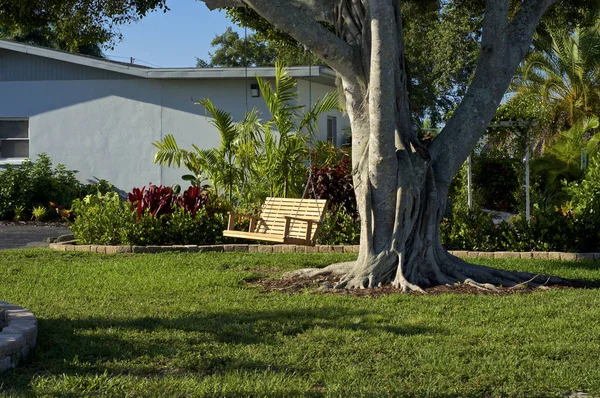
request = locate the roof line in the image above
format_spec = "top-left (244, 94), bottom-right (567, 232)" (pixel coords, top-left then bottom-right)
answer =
top-left (0, 39), bottom-right (337, 84)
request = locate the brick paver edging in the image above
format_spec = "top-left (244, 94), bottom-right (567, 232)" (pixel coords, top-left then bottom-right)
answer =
top-left (47, 242), bottom-right (600, 260)
top-left (48, 241), bottom-right (360, 254)
top-left (0, 302), bottom-right (37, 373)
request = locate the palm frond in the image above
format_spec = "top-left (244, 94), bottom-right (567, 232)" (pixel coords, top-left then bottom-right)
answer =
top-left (153, 134), bottom-right (189, 167)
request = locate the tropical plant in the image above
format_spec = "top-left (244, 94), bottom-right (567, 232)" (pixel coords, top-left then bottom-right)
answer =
top-left (154, 61), bottom-right (340, 207)
top-left (513, 20), bottom-right (600, 135)
top-left (533, 116), bottom-right (600, 196)
top-left (31, 206), bottom-right (48, 221)
top-left (256, 60), bottom-right (340, 198)
top-left (13, 205), bottom-right (25, 221)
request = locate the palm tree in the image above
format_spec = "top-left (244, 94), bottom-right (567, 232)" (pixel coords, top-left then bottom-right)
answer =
top-left (153, 99), bottom-right (240, 202)
top-left (514, 20), bottom-right (600, 135)
top-left (154, 62), bottom-right (340, 206)
top-left (256, 60), bottom-right (340, 197)
top-left (533, 116), bottom-right (600, 200)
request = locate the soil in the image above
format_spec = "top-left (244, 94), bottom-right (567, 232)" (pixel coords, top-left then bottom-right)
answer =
top-left (250, 272), bottom-right (577, 297)
top-left (0, 308), bottom-right (6, 330)
top-left (0, 220), bottom-right (68, 227)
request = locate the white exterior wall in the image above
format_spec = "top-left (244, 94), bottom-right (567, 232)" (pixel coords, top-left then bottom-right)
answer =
top-left (0, 74), bottom-right (348, 192)
top-left (297, 79), bottom-right (350, 145)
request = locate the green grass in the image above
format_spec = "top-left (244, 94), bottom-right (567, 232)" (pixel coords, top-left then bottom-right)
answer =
top-left (1, 250), bottom-right (600, 397)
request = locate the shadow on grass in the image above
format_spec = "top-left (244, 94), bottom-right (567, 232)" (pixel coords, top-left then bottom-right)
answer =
top-left (2, 306), bottom-right (442, 393)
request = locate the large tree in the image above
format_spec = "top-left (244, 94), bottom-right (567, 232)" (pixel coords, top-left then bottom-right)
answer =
top-left (227, 2), bottom-right (594, 290)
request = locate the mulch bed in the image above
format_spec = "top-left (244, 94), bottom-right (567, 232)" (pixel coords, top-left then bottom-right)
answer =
top-left (0, 307), bottom-right (6, 330)
top-left (0, 221), bottom-right (68, 227)
top-left (251, 273), bottom-right (576, 297)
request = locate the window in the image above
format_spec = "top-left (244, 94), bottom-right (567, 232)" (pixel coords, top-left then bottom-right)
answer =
top-left (327, 116), bottom-right (337, 146)
top-left (0, 119), bottom-right (29, 162)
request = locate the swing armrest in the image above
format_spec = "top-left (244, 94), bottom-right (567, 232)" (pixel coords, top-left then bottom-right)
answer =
top-left (283, 216), bottom-right (320, 243)
top-left (227, 212), bottom-right (262, 232)
top-left (283, 215), bottom-right (320, 224)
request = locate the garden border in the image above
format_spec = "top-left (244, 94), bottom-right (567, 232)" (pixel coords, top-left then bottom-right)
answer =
top-left (0, 302), bottom-right (37, 373)
top-left (47, 242), bottom-right (600, 260)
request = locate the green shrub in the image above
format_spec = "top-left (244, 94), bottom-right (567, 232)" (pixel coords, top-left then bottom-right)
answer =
top-left (70, 192), bottom-right (133, 245)
top-left (122, 210), bottom-right (165, 246)
top-left (71, 191), bottom-right (229, 246)
top-left (0, 153), bottom-right (85, 220)
top-left (473, 151), bottom-right (520, 212)
top-left (440, 208), bottom-right (500, 251)
top-left (317, 207), bottom-right (360, 245)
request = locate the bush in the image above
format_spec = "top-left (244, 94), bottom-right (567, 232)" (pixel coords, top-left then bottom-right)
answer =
top-left (473, 151), bottom-right (520, 212)
top-left (71, 186), bottom-right (227, 246)
top-left (70, 192), bottom-right (133, 245)
top-left (317, 207), bottom-right (360, 245)
top-left (0, 153), bottom-right (85, 220)
top-left (307, 155), bottom-right (357, 218)
top-left (440, 208), bottom-right (500, 251)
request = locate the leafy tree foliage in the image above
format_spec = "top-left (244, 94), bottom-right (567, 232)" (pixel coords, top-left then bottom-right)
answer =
top-left (196, 27), bottom-right (319, 67)
top-left (0, 25), bottom-right (104, 56)
top-left (225, 1), bottom-right (598, 126)
top-left (0, 0), bottom-right (169, 52)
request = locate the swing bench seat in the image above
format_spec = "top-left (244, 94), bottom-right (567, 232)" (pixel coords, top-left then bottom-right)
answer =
top-left (223, 197), bottom-right (328, 246)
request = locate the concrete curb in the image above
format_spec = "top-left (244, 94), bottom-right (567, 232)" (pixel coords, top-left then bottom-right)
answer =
top-left (0, 301), bottom-right (37, 373)
top-left (47, 242), bottom-right (600, 260)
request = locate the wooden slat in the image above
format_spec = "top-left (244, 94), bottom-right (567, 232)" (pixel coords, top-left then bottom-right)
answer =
top-left (222, 230), bottom-right (285, 243)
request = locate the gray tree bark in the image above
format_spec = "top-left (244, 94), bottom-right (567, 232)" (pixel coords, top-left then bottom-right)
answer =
top-left (200, 0), bottom-right (566, 290)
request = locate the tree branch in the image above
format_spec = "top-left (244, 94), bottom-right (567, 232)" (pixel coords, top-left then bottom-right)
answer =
top-left (198, 0), bottom-right (360, 79)
top-left (429, 0), bottom-right (558, 188)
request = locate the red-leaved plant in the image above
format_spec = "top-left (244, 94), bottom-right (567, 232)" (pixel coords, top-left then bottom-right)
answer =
top-left (177, 186), bottom-right (208, 217)
top-left (307, 157), bottom-right (358, 219)
top-left (127, 184), bottom-right (178, 219)
top-left (127, 184), bottom-right (210, 219)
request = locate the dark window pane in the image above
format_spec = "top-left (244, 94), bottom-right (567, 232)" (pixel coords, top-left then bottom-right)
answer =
top-left (0, 121), bottom-right (28, 139)
top-left (0, 140), bottom-right (29, 158)
top-left (327, 117), bottom-right (337, 146)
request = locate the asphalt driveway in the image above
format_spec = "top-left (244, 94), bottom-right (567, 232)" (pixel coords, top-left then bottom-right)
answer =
top-left (0, 224), bottom-right (71, 250)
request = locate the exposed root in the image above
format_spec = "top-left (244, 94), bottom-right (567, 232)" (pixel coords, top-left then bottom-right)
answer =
top-left (283, 261), bottom-right (354, 279)
top-left (463, 278), bottom-right (499, 292)
top-left (282, 242), bottom-right (593, 294)
top-left (392, 270), bottom-right (426, 293)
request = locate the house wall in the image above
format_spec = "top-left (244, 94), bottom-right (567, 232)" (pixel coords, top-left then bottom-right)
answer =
top-left (0, 50), bottom-right (349, 192)
top-left (296, 79), bottom-right (350, 145)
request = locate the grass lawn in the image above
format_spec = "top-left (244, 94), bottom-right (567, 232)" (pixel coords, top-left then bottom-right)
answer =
top-left (0, 250), bottom-right (600, 397)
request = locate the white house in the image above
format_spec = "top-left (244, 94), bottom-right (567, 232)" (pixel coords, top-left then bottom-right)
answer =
top-left (0, 39), bottom-right (349, 192)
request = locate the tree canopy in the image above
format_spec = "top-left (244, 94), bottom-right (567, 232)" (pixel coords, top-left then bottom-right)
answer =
top-left (0, 0), bottom-right (169, 52)
top-left (196, 27), bottom-right (319, 68)
top-left (224, 1), bottom-right (599, 125)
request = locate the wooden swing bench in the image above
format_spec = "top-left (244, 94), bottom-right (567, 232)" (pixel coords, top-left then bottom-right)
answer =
top-left (222, 197), bottom-right (328, 246)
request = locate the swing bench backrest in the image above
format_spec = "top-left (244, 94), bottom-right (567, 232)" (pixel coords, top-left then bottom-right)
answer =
top-left (223, 197), bottom-right (328, 246)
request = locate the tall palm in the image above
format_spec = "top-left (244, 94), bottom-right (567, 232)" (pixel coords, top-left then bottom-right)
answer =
top-left (256, 61), bottom-right (340, 197)
top-left (155, 62), bottom-right (340, 206)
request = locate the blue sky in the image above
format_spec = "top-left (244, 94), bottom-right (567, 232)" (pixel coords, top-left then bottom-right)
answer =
top-left (105, 1), bottom-right (240, 68)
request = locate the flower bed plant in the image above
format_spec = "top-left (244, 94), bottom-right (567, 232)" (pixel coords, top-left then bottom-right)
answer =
top-left (70, 184), bottom-right (227, 246)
